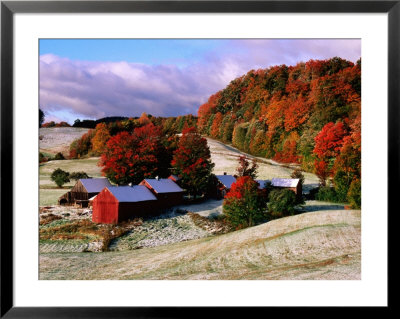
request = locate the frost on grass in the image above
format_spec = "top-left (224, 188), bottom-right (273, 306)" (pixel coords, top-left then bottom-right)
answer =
top-left (39, 127), bottom-right (89, 155)
top-left (109, 212), bottom-right (211, 251)
top-left (39, 207), bottom-right (221, 253)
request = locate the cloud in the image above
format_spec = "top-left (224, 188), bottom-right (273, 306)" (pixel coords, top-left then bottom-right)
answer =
top-left (39, 39), bottom-right (360, 122)
top-left (40, 55), bottom-right (224, 121)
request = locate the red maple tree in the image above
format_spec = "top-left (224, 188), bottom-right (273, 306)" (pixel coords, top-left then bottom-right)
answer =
top-left (99, 123), bottom-right (163, 185)
top-left (313, 121), bottom-right (348, 160)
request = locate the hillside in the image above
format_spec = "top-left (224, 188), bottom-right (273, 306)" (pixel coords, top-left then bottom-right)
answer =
top-left (197, 57), bottom-right (361, 205)
top-left (40, 209), bottom-right (361, 280)
top-left (39, 127), bottom-right (89, 156)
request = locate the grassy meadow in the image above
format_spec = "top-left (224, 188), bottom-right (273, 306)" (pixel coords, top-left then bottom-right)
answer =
top-left (39, 157), bottom-right (102, 206)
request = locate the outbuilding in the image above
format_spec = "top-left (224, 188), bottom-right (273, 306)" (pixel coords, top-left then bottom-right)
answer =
top-left (256, 178), bottom-right (302, 200)
top-left (140, 178), bottom-right (184, 207)
top-left (215, 174), bottom-right (237, 199)
top-left (92, 185), bottom-right (158, 224)
top-left (58, 178), bottom-right (112, 207)
top-left (168, 174), bottom-right (181, 183)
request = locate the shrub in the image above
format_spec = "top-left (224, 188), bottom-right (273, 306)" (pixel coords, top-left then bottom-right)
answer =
top-left (315, 186), bottom-right (338, 202)
top-left (347, 179), bottom-right (361, 209)
top-left (223, 176), bottom-right (267, 228)
top-left (70, 171), bottom-right (90, 181)
top-left (42, 121), bottom-right (56, 128)
top-left (267, 189), bottom-right (297, 218)
top-left (39, 152), bottom-right (48, 163)
top-left (307, 187), bottom-right (320, 200)
top-left (50, 168), bottom-right (70, 188)
top-left (333, 170), bottom-right (350, 202)
top-left (54, 152), bottom-right (65, 160)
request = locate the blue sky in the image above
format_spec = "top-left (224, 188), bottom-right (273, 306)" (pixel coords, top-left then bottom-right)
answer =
top-left (40, 39), bottom-right (223, 67)
top-left (39, 39), bottom-right (361, 124)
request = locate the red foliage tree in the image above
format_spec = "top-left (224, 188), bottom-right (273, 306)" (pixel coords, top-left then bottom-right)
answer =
top-left (314, 159), bottom-right (329, 186)
top-left (171, 127), bottom-right (214, 197)
top-left (223, 176), bottom-right (266, 228)
top-left (313, 121), bottom-right (348, 160)
top-left (100, 123), bottom-right (163, 185)
top-left (313, 121), bottom-right (349, 184)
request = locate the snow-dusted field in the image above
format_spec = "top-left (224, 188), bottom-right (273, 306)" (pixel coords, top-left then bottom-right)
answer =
top-left (39, 127), bottom-right (89, 155)
top-left (173, 199), bottom-right (223, 217)
top-left (40, 209), bottom-right (361, 280)
top-left (206, 138), bottom-right (319, 192)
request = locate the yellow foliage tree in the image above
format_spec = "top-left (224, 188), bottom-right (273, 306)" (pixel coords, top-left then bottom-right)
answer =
top-left (92, 123), bottom-right (111, 155)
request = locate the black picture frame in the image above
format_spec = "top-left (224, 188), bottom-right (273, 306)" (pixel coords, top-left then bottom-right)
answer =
top-left (1, 1), bottom-right (395, 317)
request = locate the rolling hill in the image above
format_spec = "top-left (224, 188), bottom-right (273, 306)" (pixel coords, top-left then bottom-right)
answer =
top-left (40, 209), bottom-right (360, 280)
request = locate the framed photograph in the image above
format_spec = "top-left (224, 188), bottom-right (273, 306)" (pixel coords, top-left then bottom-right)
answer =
top-left (1, 0), bottom-right (395, 316)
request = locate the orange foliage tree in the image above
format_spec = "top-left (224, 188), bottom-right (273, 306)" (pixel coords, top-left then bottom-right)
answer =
top-left (210, 112), bottom-right (223, 138)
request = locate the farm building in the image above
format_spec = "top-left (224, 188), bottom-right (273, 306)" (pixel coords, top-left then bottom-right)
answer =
top-left (168, 174), bottom-right (181, 183)
top-left (215, 174), bottom-right (237, 199)
top-left (256, 178), bottom-right (302, 200)
top-left (140, 178), bottom-right (184, 207)
top-left (92, 185), bottom-right (158, 224)
top-left (58, 178), bottom-right (112, 207)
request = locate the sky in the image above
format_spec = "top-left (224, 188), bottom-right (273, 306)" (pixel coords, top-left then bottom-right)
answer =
top-left (39, 39), bottom-right (361, 124)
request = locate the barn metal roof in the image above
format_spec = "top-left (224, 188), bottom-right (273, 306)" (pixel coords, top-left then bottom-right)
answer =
top-left (271, 178), bottom-right (300, 188)
top-left (168, 174), bottom-right (180, 181)
top-left (143, 178), bottom-right (184, 193)
top-left (107, 186), bottom-right (157, 202)
top-left (80, 178), bottom-right (112, 193)
top-left (216, 175), bottom-right (236, 189)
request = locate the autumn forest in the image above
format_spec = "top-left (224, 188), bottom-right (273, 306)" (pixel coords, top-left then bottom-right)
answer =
top-left (198, 57), bottom-right (361, 206)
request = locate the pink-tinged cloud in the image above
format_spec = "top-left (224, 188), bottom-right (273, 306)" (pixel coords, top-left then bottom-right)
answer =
top-left (40, 39), bottom-right (360, 122)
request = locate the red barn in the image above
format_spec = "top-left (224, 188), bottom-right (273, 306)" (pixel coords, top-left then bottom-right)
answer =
top-left (92, 185), bottom-right (158, 224)
top-left (140, 178), bottom-right (184, 207)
